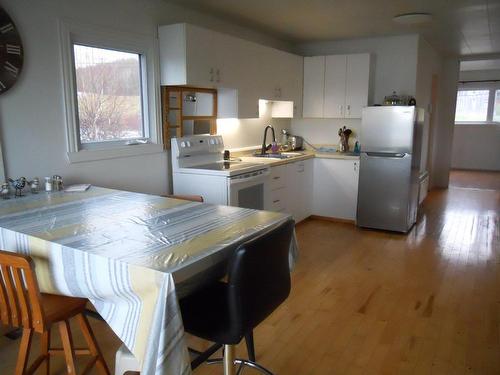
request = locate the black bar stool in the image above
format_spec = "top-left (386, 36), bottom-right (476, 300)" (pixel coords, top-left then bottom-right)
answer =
top-left (180, 219), bottom-right (294, 375)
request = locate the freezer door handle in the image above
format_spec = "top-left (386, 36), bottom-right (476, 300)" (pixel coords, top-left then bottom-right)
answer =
top-left (366, 152), bottom-right (407, 158)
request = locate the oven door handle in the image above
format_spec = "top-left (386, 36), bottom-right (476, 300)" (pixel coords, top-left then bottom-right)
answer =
top-left (229, 169), bottom-right (270, 185)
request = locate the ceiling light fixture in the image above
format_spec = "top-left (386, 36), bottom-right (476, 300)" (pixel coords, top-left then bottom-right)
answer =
top-left (393, 13), bottom-right (433, 25)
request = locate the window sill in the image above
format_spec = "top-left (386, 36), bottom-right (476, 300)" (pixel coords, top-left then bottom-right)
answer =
top-left (67, 143), bottom-right (165, 164)
top-left (454, 122), bottom-right (500, 126)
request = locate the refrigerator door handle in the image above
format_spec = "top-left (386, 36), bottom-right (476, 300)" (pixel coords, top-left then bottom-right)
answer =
top-left (366, 152), bottom-right (407, 158)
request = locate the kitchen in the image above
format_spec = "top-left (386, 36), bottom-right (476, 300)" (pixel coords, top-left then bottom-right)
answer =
top-left (0, 0), bottom-right (499, 374)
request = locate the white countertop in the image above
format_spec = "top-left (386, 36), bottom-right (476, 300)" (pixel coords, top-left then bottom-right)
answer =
top-left (239, 150), bottom-right (360, 167)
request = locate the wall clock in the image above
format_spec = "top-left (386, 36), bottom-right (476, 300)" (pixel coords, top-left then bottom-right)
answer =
top-left (0, 6), bottom-right (23, 95)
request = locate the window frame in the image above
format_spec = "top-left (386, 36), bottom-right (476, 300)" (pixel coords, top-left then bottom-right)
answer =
top-left (59, 20), bottom-right (163, 163)
top-left (455, 81), bottom-right (500, 125)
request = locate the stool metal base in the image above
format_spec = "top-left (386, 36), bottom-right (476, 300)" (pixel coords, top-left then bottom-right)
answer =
top-left (207, 356), bottom-right (274, 375)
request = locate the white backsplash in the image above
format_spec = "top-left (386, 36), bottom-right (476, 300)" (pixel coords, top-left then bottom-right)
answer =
top-left (217, 101), bottom-right (291, 150)
top-left (291, 118), bottom-right (362, 149)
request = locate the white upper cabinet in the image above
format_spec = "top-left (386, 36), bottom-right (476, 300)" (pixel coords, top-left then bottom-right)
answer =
top-left (302, 56), bottom-right (325, 118)
top-left (303, 53), bottom-right (370, 118)
top-left (324, 54), bottom-right (347, 118)
top-left (159, 23), bottom-right (303, 118)
top-left (345, 54), bottom-right (370, 118)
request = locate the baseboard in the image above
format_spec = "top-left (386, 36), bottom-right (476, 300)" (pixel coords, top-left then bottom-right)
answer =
top-left (308, 215), bottom-right (355, 224)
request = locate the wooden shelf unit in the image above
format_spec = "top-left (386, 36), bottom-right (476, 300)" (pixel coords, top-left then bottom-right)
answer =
top-left (161, 86), bottom-right (218, 149)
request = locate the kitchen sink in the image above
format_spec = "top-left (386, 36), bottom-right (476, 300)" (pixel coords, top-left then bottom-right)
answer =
top-left (252, 152), bottom-right (304, 159)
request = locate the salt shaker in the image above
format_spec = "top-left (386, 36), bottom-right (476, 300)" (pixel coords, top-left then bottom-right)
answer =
top-left (30, 177), bottom-right (40, 194)
top-left (45, 177), bottom-right (53, 192)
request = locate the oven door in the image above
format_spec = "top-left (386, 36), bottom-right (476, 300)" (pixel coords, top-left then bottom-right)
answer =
top-left (227, 169), bottom-right (270, 210)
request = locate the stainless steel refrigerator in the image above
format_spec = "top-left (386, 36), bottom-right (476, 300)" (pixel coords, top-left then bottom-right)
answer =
top-left (357, 106), bottom-right (424, 233)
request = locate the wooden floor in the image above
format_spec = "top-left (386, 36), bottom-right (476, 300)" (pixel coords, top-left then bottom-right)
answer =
top-left (449, 169), bottom-right (500, 190)
top-left (1, 173), bottom-right (499, 374)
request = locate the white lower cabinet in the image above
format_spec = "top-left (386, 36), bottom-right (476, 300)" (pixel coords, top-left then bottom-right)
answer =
top-left (312, 158), bottom-right (359, 221)
top-left (267, 159), bottom-right (312, 223)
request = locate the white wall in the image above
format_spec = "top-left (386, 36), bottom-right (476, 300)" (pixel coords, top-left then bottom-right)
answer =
top-left (290, 34), bottom-right (419, 149)
top-left (451, 125), bottom-right (500, 171)
top-left (416, 38), bottom-right (442, 179)
top-left (459, 69), bottom-right (500, 81)
top-left (290, 118), bottom-right (360, 148)
top-left (451, 68), bottom-right (500, 171)
top-left (0, 0), bottom-right (292, 194)
top-left (431, 58), bottom-right (460, 187)
top-left (217, 101), bottom-right (291, 150)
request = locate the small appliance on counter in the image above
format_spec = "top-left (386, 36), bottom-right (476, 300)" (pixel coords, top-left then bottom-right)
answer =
top-left (288, 135), bottom-right (303, 151)
top-left (279, 129), bottom-right (303, 151)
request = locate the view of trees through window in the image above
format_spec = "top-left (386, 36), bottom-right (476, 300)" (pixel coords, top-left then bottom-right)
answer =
top-left (455, 90), bottom-right (489, 122)
top-left (73, 44), bottom-right (144, 143)
top-left (494, 90), bottom-right (500, 122)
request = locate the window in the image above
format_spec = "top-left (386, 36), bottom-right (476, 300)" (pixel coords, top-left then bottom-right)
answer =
top-left (494, 90), bottom-right (500, 122)
top-left (455, 90), bottom-right (489, 122)
top-left (60, 21), bottom-right (161, 163)
top-left (73, 45), bottom-right (145, 144)
top-left (455, 85), bottom-right (500, 124)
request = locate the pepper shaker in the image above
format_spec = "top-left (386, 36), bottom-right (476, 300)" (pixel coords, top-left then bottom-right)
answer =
top-left (1, 183), bottom-right (10, 199)
top-left (30, 177), bottom-right (40, 194)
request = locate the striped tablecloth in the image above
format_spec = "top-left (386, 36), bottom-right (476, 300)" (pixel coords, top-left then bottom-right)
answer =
top-left (0, 187), bottom-right (294, 375)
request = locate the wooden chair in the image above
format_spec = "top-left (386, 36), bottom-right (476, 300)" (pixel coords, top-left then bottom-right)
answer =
top-left (162, 194), bottom-right (204, 202)
top-left (0, 250), bottom-right (110, 375)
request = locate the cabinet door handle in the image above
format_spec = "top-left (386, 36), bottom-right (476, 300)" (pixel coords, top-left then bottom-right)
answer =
top-left (216, 69), bottom-right (220, 83)
top-left (347, 104), bottom-right (351, 116)
top-left (273, 176), bottom-right (280, 180)
top-left (273, 199), bottom-right (280, 203)
top-left (209, 68), bottom-right (214, 82)
top-left (340, 105), bottom-right (343, 117)
top-left (354, 162), bottom-right (358, 172)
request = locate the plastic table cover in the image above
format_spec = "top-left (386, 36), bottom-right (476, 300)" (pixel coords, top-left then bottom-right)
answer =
top-left (0, 187), bottom-right (295, 375)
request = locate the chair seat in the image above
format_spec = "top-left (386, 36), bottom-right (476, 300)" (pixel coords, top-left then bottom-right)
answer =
top-left (41, 293), bottom-right (88, 326)
top-left (180, 282), bottom-right (243, 345)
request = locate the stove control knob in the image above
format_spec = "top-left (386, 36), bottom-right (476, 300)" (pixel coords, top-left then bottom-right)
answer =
top-left (186, 141), bottom-right (191, 147)
top-left (180, 141), bottom-right (186, 148)
top-left (209, 139), bottom-right (215, 145)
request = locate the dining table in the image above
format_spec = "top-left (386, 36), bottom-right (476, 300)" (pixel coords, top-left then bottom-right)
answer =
top-left (0, 186), bottom-right (297, 375)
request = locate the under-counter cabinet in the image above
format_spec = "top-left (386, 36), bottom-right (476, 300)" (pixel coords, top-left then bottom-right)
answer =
top-left (267, 159), bottom-right (312, 223)
top-left (303, 53), bottom-right (370, 118)
top-left (312, 158), bottom-right (359, 221)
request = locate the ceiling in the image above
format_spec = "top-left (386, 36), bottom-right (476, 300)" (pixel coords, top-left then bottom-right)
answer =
top-left (165, 0), bottom-right (500, 56)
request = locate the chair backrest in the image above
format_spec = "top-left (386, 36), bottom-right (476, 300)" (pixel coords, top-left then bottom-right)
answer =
top-left (0, 251), bottom-right (45, 332)
top-left (227, 219), bottom-right (294, 336)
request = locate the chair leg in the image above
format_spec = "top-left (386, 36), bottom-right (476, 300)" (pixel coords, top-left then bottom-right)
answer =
top-left (223, 344), bottom-right (235, 375)
top-left (15, 328), bottom-right (34, 375)
top-left (58, 320), bottom-right (77, 375)
top-left (245, 331), bottom-right (256, 362)
top-left (76, 313), bottom-right (110, 375)
top-left (40, 330), bottom-right (51, 375)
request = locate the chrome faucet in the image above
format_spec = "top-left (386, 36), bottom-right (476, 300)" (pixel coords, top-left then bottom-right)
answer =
top-left (261, 125), bottom-right (276, 155)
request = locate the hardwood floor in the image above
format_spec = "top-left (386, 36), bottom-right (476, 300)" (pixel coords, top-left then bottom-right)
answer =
top-left (0, 179), bottom-right (499, 374)
top-left (449, 169), bottom-right (500, 190)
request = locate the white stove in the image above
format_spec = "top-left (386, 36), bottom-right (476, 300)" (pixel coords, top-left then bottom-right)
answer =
top-left (171, 136), bottom-right (270, 209)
